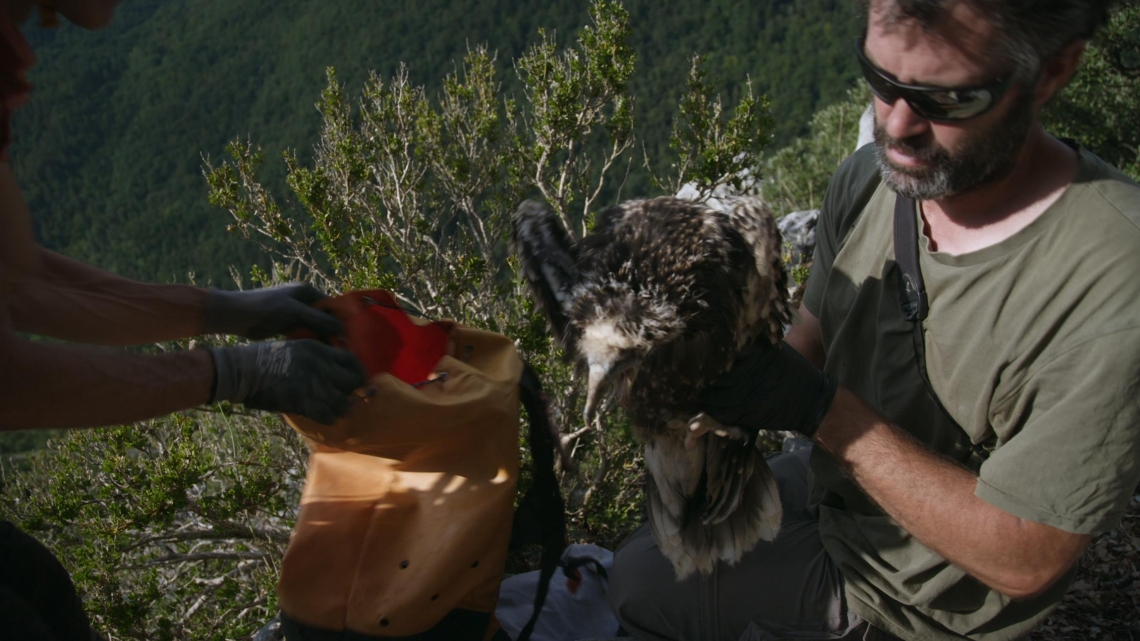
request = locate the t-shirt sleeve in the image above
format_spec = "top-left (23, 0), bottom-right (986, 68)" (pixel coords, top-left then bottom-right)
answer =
top-left (802, 143), bottom-right (881, 317)
top-left (977, 328), bottom-right (1140, 535)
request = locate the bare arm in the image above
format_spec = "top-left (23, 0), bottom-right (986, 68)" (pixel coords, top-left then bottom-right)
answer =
top-left (0, 157), bottom-right (362, 430)
top-left (0, 163), bottom-right (208, 345)
top-left (0, 311), bottom-right (214, 430)
top-left (785, 304), bottom-right (825, 368)
top-left (8, 246), bottom-right (208, 345)
top-left (813, 388), bottom-right (1090, 599)
top-left (783, 304), bottom-right (1086, 598)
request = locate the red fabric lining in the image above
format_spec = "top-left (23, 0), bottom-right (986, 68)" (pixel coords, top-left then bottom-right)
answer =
top-left (293, 290), bottom-right (451, 386)
top-left (341, 291), bottom-right (450, 384)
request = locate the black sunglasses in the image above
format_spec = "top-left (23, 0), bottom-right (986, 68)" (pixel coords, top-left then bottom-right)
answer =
top-left (854, 36), bottom-right (1014, 122)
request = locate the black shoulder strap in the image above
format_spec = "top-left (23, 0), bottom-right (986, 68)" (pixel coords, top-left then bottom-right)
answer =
top-left (893, 195), bottom-right (928, 323)
top-left (893, 196), bottom-right (989, 467)
top-left (512, 363), bottom-right (568, 641)
top-left (894, 194), bottom-right (941, 400)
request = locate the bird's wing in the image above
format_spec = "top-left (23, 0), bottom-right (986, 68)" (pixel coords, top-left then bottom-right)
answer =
top-left (644, 421), bottom-right (782, 580)
top-left (719, 197), bottom-right (794, 344)
top-left (511, 200), bottom-right (580, 351)
top-left (700, 432), bottom-right (782, 560)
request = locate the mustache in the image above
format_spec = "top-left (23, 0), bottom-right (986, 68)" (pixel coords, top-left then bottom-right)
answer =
top-left (872, 124), bottom-right (948, 165)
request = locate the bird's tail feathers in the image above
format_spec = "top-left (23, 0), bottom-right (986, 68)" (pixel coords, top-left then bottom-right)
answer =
top-left (710, 451), bottom-right (782, 565)
top-left (648, 437), bottom-right (782, 582)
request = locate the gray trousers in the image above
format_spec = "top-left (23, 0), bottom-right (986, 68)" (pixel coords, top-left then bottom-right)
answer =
top-left (608, 446), bottom-right (879, 641)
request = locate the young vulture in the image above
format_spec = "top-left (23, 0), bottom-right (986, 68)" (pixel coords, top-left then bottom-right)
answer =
top-left (511, 196), bottom-right (792, 580)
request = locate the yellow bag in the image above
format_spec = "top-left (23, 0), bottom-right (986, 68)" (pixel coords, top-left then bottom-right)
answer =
top-left (277, 291), bottom-right (564, 641)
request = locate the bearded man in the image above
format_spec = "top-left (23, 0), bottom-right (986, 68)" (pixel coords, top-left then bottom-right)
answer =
top-left (608, 1), bottom-right (1140, 639)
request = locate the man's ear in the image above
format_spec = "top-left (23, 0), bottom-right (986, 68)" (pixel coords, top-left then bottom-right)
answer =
top-left (1034, 40), bottom-right (1086, 107)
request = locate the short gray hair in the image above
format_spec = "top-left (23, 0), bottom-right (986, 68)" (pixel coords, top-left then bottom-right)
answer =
top-left (865, 0), bottom-right (1115, 80)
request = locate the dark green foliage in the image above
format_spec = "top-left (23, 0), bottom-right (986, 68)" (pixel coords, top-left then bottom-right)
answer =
top-left (762, 84), bottom-right (871, 216)
top-left (12, 0), bottom-right (863, 285)
top-left (5, 3), bottom-right (777, 633)
top-left (4, 2), bottom-right (1137, 638)
top-left (0, 411), bottom-right (304, 640)
top-left (651, 56), bottom-right (774, 200)
top-left (1043, 3), bottom-right (1140, 181)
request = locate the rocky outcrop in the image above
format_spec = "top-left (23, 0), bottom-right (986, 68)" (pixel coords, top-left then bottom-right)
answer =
top-left (777, 209), bottom-right (819, 266)
top-left (857, 103), bottom-right (875, 150)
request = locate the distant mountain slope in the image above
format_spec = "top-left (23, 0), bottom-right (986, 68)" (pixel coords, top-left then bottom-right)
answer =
top-left (12, 0), bottom-right (862, 284)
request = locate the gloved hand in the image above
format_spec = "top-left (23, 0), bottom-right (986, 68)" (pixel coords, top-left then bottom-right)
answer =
top-left (208, 340), bottom-right (367, 425)
top-left (699, 340), bottom-right (838, 439)
top-left (201, 284), bottom-right (344, 340)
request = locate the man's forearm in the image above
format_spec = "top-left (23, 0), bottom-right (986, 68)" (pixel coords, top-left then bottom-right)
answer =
top-left (0, 331), bottom-right (214, 430)
top-left (813, 387), bottom-right (1090, 599)
top-left (7, 248), bottom-right (207, 345)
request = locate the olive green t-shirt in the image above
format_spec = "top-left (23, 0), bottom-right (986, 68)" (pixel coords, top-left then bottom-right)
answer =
top-left (802, 142), bottom-right (1140, 640)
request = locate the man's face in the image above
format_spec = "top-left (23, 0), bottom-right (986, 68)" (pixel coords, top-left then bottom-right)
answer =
top-left (865, 2), bottom-right (1036, 200)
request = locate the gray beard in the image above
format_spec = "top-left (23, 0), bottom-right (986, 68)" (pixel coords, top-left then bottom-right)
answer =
top-left (873, 93), bottom-right (1034, 201)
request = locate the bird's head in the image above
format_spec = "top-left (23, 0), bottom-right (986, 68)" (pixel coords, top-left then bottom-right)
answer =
top-left (580, 318), bottom-right (643, 425)
top-left (577, 280), bottom-right (686, 424)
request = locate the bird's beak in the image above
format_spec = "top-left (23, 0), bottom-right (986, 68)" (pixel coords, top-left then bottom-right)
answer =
top-left (583, 356), bottom-right (639, 425)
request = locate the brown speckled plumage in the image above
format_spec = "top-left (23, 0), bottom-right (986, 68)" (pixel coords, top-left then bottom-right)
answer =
top-left (512, 196), bottom-right (792, 579)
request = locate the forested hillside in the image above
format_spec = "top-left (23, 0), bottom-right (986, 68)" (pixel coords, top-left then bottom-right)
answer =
top-left (12, 0), bottom-right (862, 284)
top-left (2, 2), bottom-right (1138, 638)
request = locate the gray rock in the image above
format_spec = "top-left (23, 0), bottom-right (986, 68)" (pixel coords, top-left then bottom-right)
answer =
top-left (251, 614), bottom-right (282, 641)
top-left (857, 103), bottom-right (875, 151)
top-left (777, 209), bottom-right (820, 266)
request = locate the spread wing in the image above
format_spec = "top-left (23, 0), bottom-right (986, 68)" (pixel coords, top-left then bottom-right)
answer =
top-left (511, 200), bottom-right (580, 352)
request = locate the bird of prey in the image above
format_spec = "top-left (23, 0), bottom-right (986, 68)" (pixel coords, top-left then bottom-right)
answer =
top-left (511, 196), bottom-right (792, 580)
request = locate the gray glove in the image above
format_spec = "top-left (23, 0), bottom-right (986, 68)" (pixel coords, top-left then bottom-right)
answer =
top-left (208, 340), bottom-right (367, 425)
top-left (201, 284), bottom-right (344, 340)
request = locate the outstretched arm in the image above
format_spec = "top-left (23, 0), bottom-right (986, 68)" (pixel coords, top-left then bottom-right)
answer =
top-left (0, 311), bottom-right (215, 430)
top-left (1, 166), bottom-right (341, 345)
top-left (8, 246), bottom-right (210, 345)
top-left (0, 164), bottom-right (207, 345)
top-left (0, 162), bottom-right (364, 429)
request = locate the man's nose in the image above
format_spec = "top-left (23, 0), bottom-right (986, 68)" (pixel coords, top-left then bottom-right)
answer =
top-left (880, 97), bottom-right (931, 141)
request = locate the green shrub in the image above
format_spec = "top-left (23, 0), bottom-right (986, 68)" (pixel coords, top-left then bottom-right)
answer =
top-left (3, 2), bottom-right (771, 637)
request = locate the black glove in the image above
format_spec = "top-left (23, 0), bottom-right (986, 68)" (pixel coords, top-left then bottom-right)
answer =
top-left (699, 340), bottom-right (838, 439)
top-left (208, 340), bottom-right (367, 425)
top-left (201, 284), bottom-right (344, 340)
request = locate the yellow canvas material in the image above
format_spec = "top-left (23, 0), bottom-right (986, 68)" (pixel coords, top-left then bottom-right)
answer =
top-left (278, 295), bottom-right (522, 639)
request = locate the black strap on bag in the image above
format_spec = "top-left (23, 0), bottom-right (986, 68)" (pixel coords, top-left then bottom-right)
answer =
top-left (893, 196), bottom-right (929, 325)
top-left (511, 363), bottom-right (569, 641)
top-left (893, 196), bottom-right (990, 467)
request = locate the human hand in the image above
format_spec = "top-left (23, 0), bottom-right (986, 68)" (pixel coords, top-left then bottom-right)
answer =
top-left (201, 284), bottom-right (343, 340)
top-left (207, 340), bottom-right (367, 425)
top-left (698, 340), bottom-right (837, 439)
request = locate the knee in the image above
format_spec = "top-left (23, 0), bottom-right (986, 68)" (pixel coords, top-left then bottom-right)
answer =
top-left (0, 584), bottom-right (56, 641)
top-left (0, 523), bottom-right (93, 641)
top-left (608, 526), bottom-right (694, 637)
top-left (607, 539), bottom-right (645, 618)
